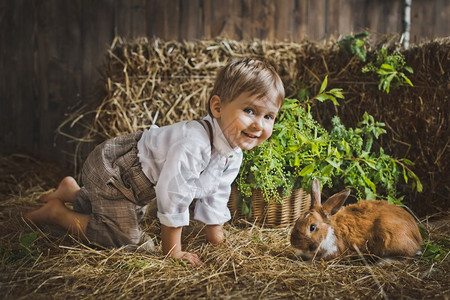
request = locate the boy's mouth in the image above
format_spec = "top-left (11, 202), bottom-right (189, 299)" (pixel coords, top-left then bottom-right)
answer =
top-left (242, 131), bottom-right (259, 139)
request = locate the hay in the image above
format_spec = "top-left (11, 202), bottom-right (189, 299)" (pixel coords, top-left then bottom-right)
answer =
top-left (1, 155), bottom-right (449, 299)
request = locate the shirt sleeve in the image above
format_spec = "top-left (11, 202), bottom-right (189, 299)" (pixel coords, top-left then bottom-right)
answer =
top-left (156, 136), bottom-right (210, 227)
top-left (194, 152), bottom-right (243, 225)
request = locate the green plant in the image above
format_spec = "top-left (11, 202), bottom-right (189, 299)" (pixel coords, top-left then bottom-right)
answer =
top-left (1, 232), bottom-right (38, 264)
top-left (338, 32), bottom-right (370, 62)
top-left (362, 47), bottom-right (414, 93)
top-left (422, 239), bottom-right (450, 261)
top-left (235, 77), bottom-right (421, 216)
top-left (419, 227), bottom-right (450, 262)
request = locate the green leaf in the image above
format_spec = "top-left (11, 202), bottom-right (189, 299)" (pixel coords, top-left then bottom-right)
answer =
top-left (408, 170), bottom-right (423, 192)
top-left (241, 201), bottom-right (250, 215)
top-left (311, 143), bottom-right (319, 156)
top-left (364, 159), bottom-right (377, 170)
top-left (401, 158), bottom-right (414, 165)
top-left (321, 164), bottom-right (334, 177)
top-left (315, 94), bottom-right (329, 102)
top-left (341, 139), bottom-right (351, 156)
top-left (363, 176), bottom-right (376, 193)
top-left (319, 75), bottom-right (328, 94)
top-left (327, 95), bottom-right (339, 106)
top-left (325, 158), bottom-right (340, 169)
top-left (401, 73), bottom-right (414, 86)
top-left (328, 88), bottom-right (345, 99)
top-left (402, 166), bottom-right (408, 184)
top-left (380, 63), bottom-right (395, 71)
top-left (404, 66), bottom-right (414, 73)
top-left (299, 164), bottom-right (315, 177)
top-left (20, 232), bottom-right (37, 248)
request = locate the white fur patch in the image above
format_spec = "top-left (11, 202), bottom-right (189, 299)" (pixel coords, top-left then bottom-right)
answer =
top-left (319, 227), bottom-right (338, 257)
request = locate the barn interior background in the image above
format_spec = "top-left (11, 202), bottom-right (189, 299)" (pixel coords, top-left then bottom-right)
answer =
top-left (0, 0), bottom-right (448, 214)
top-left (1, 1), bottom-right (450, 298)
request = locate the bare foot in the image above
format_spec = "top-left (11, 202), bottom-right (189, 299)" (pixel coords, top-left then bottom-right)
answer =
top-left (24, 198), bottom-right (89, 237)
top-left (40, 176), bottom-right (80, 203)
top-left (24, 198), bottom-right (65, 226)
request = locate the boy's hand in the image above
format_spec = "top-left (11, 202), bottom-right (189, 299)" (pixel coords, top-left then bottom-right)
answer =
top-left (172, 251), bottom-right (203, 266)
top-left (161, 225), bottom-right (203, 266)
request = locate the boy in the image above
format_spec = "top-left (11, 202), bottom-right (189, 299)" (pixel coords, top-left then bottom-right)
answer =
top-left (25, 57), bottom-right (285, 266)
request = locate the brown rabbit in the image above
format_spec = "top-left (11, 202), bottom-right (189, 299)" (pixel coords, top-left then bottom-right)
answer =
top-left (290, 179), bottom-right (423, 260)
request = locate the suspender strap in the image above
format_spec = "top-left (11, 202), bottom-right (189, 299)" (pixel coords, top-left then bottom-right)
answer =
top-left (196, 119), bottom-right (214, 154)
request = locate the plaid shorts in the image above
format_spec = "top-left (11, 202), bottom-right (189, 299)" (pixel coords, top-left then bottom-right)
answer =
top-left (73, 131), bottom-right (156, 248)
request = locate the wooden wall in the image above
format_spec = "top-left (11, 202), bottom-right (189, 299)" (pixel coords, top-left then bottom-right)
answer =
top-left (1, 0), bottom-right (449, 168)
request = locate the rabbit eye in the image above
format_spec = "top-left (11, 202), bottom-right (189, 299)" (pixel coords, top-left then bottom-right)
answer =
top-left (309, 224), bottom-right (317, 232)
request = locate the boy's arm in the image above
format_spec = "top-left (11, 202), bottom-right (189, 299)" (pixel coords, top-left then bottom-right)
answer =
top-left (204, 224), bottom-right (225, 244)
top-left (161, 224), bottom-right (203, 266)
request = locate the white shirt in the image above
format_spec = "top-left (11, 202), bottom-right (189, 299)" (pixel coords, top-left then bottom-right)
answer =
top-left (137, 115), bottom-right (243, 227)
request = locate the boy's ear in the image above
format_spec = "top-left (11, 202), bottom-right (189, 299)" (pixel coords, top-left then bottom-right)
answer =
top-left (210, 95), bottom-right (222, 118)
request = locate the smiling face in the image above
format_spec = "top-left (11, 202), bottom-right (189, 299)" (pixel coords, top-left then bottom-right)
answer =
top-left (210, 91), bottom-right (281, 150)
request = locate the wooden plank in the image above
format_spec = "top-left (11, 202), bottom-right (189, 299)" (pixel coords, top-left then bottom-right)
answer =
top-left (208, 0), bottom-right (231, 38)
top-left (365, 0), bottom-right (379, 34)
top-left (345, 0), bottom-right (370, 35)
top-left (131, 0), bottom-right (147, 38)
top-left (179, 0), bottom-right (202, 40)
top-left (250, 0), bottom-right (276, 41)
top-left (378, 0), bottom-right (402, 36)
top-left (82, 0), bottom-right (114, 102)
top-left (325, 0), bottom-right (340, 38)
top-left (239, 0), bottom-right (252, 40)
top-left (229, 0), bottom-right (244, 40)
top-left (33, 0), bottom-right (84, 163)
top-left (410, 0), bottom-right (442, 43)
top-left (307, 0), bottom-right (326, 40)
top-left (293, 0), bottom-right (308, 41)
top-left (275, 0), bottom-right (295, 41)
top-left (202, 0), bottom-right (212, 39)
top-left (147, 0), bottom-right (181, 40)
top-left (338, 0), bottom-right (353, 36)
top-left (0, 0), bottom-right (35, 153)
top-left (208, 0), bottom-right (244, 40)
top-left (434, 0), bottom-right (450, 39)
top-left (18, 0), bottom-right (40, 155)
top-left (114, 0), bottom-right (149, 38)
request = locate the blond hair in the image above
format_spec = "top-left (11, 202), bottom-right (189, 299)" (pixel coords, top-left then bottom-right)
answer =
top-left (208, 57), bottom-right (285, 115)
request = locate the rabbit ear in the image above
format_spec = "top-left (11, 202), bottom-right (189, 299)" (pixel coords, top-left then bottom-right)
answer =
top-left (322, 189), bottom-right (351, 216)
top-left (310, 179), bottom-right (322, 209)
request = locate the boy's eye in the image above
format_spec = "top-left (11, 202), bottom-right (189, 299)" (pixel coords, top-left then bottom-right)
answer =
top-left (243, 108), bottom-right (255, 115)
top-left (264, 114), bottom-right (274, 120)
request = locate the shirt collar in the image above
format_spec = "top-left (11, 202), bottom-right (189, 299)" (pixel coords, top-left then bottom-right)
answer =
top-left (203, 115), bottom-right (242, 157)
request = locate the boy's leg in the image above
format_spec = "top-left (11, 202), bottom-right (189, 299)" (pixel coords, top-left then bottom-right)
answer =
top-left (24, 198), bottom-right (89, 237)
top-left (40, 176), bottom-right (80, 203)
top-left (204, 225), bottom-right (225, 244)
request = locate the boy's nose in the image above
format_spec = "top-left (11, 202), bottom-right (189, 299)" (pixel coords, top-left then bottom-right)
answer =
top-left (251, 116), bottom-right (263, 130)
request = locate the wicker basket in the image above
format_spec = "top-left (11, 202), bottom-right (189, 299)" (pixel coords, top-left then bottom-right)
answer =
top-left (228, 184), bottom-right (311, 228)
